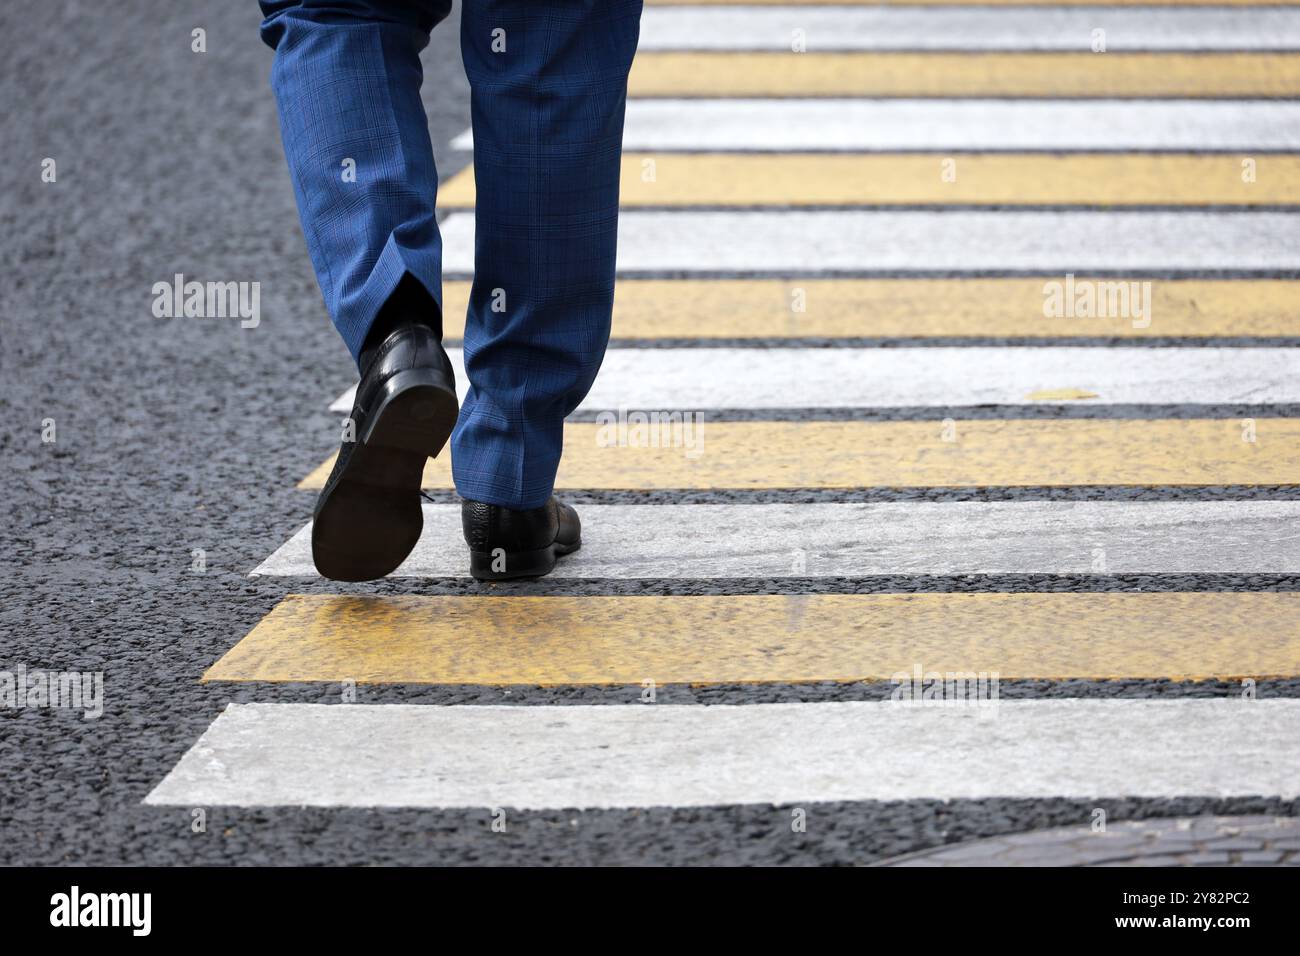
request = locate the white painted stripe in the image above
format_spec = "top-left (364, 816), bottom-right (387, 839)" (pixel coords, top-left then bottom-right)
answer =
top-left (438, 211), bottom-right (1300, 274)
top-left (450, 100), bottom-right (1300, 151)
top-left (638, 7), bottom-right (1300, 51)
top-left (583, 347), bottom-right (1300, 408)
top-left (252, 501), bottom-right (1300, 578)
top-left (328, 346), bottom-right (1300, 416)
top-left (144, 699), bottom-right (1300, 808)
top-left (330, 382), bottom-right (356, 413)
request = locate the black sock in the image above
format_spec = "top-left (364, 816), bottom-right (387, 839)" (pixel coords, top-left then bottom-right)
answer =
top-left (358, 274), bottom-right (442, 372)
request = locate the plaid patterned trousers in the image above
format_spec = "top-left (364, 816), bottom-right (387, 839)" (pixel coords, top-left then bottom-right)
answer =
top-left (259, 0), bottom-right (642, 508)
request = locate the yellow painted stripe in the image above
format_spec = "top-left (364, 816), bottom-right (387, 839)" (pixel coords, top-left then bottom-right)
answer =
top-left (628, 53), bottom-right (1300, 97)
top-left (435, 279), bottom-right (1300, 339)
top-left (300, 419), bottom-right (1300, 490)
top-left (440, 153), bottom-right (1300, 207)
top-left (204, 592), bottom-right (1300, 685)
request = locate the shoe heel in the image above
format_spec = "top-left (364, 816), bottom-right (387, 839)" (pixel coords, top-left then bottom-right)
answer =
top-left (469, 544), bottom-right (558, 581)
top-left (361, 367), bottom-right (459, 457)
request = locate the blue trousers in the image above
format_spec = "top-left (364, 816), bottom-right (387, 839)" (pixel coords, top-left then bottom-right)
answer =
top-left (259, 0), bottom-right (642, 509)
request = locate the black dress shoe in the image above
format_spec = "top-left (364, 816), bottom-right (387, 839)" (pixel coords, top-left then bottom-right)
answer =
top-left (462, 497), bottom-right (581, 581)
top-left (312, 322), bottom-right (458, 581)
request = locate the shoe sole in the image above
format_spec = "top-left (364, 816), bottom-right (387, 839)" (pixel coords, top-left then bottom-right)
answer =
top-left (468, 538), bottom-right (581, 582)
top-left (312, 368), bottom-right (458, 582)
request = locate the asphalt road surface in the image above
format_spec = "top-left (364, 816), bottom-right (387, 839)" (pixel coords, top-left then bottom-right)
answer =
top-left (3, 0), bottom-right (1299, 865)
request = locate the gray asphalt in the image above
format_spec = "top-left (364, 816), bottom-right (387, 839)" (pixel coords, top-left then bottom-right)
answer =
top-left (1, 1), bottom-right (1296, 865)
top-left (875, 815), bottom-right (1300, 867)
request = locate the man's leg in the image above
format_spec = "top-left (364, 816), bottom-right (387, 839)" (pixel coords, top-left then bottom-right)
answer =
top-left (258, 0), bottom-right (452, 362)
top-left (453, 0), bottom-right (644, 512)
top-left (260, 0), bottom-right (459, 581)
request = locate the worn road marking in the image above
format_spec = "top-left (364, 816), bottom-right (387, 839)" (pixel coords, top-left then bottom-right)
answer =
top-left (438, 210), bottom-right (1300, 274)
top-left (428, 278), bottom-right (1300, 340)
top-left (203, 592), bottom-right (1300, 685)
top-left (145, 699), bottom-right (1300, 808)
top-left (300, 418), bottom-right (1300, 491)
top-left (252, 501), bottom-right (1300, 578)
top-left (645, 0), bottom-right (1299, 6)
top-left (452, 100), bottom-right (1300, 151)
top-left (628, 53), bottom-right (1300, 98)
top-left (439, 153), bottom-right (1300, 207)
top-left (637, 7), bottom-right (1300, 51)
top-left (329, 347), bottom-right (1300, 413)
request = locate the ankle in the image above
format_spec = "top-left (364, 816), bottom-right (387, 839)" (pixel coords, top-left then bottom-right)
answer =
top-left (359, 275), bottom-right (442, 372)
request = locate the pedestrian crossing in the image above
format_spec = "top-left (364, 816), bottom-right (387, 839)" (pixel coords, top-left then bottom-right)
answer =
top-left (452, 100), bottom-right (1300, 150)
top-left (149, 2), bottom-right (1300, 819)
top-left (439, 210), bottom-right (1300, 273)
top-left (646, 0), bottom-right (1292, 6)
top-left (301, 419), bottom-right (1300, 490)
top-left (328, 346), bottom-right (1300, 411)
top-left (147, 700), bottom-right (1300, 809)
top-left (202, 593), bottom-right (1300, 684)
top-left (628, 52), bottom-right (1300, 97)
top-left (442, 153), bottom-right (1300, 206)
top-left (252, 502), bottom-right (1300, 578)
top-left (636, 7), bottom-right (1300, 49)
top-left (427, 278), bottom-right (1299, 339)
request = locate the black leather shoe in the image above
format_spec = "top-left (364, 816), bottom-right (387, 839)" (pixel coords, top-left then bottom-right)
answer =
top-left (312, 322), bottom-right (458, 581)
top-left (462, 497), bottom-right (581, 581)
